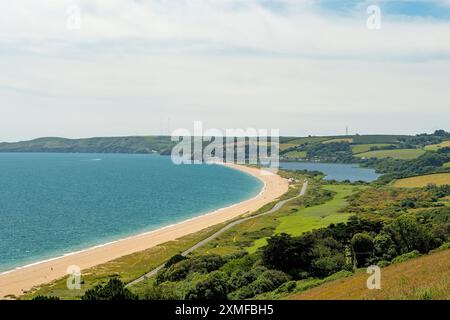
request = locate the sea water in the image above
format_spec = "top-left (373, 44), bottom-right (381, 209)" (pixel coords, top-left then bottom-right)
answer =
top-left (0, 153), bottom-right (262, 272)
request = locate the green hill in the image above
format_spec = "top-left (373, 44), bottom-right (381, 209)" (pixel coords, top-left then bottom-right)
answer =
top-left (0, 136), bottom-right (175, 155)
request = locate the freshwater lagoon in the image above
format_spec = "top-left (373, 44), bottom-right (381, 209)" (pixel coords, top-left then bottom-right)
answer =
top-left (280, 162), bottom-right (380, 182)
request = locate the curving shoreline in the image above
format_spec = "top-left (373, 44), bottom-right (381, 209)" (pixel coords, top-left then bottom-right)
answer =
top-left (0, 163), bottom-right (288, 299)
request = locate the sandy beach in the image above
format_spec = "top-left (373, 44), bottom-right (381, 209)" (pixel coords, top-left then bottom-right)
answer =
top-left (0, 164), bottom-right (288, 299)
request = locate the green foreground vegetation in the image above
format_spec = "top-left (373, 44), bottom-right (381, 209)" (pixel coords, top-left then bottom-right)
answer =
top-left (26, 169), bottom-right (450, 301)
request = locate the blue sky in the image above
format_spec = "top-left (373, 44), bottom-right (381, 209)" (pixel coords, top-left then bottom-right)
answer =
top-left (319, 0), bottom-right (450, 17)
top-left (0, 0), bottom-right (449, 140)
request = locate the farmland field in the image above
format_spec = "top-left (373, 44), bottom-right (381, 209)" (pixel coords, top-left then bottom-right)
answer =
top-left (288, 248), bottom-right (450, 300)
top-left (351, 144), bottom-right (395, 154)
top-left (322, 138), bottom-right (353, 144)
top-left (354, 148), bottom-right (425, 160)
top-left (351, 135), bottom-right (410, 144)
top-left (283, 151), bottom-right (307, 159)
top-left (393, 173), bottom-right (450, 188)
top-left (424, 140), bottom-right (450, 151)
top-left (280, 137), bottom-right (329, 150)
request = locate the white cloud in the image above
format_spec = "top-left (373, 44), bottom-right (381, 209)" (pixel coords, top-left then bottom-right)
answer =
top-left (0, 0), bottom-right (449, 140)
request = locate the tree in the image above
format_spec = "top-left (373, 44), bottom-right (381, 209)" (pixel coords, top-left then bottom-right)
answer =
top-left (351, 233), bottom-right (374, 267)
top-left (262, 233), bottom-right (315, 276)
top-left (310, 237), bottom-right (346, 277)
top-left (165, 253), bottom-right (187, 268)
top-left (185, 271), bottom-right (229, 300)
top-left (384, 216), bottom-right (434, 254)
top-left (373, 232), bottom-right (397, 261)
top-left (82, 278), bottom-right (137, 300)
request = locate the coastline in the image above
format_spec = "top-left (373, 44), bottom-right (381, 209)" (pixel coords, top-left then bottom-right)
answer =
top-left (0, 163), bottom-right (288, 299)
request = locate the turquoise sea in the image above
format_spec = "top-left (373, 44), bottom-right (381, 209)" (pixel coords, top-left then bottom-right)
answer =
top-left (0, 153), bottom-right (263, 272)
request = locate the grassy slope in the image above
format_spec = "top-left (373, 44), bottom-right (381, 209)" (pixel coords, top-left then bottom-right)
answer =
top-left (0, 136), bottom-right (175, 155)
top-left (288, 249), bottom-right (449, 300)
top-left (283, 150), bottom-right (307, 159)
top-left (322, 138), bottom-right (353, 144)
top-left (424, 140), bottom-right (450, 151)
top-left (352, 135), bottom-right (411, 144)
top-left (393, 173), bottom-right (450, 188)
top-left (247, 185), bottom-right (359, 253)
top-left (351, 144), bottom-right (394, 154)
top-left (354, 149), bottom-right (425, 160)
top-left (280, 137), bottom-right (329, 151)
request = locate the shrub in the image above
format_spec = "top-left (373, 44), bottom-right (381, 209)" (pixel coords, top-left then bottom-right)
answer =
top-left (165, 254), bottom-right (187, 268)
top-left (185, 271), bottom-right (230, 300)
top-left (351, 233), bottom-right (374, 267)
top-left (157, 254), bottom-right (226, 284)
top-left (32, 295), bottom-right (60, 300)
top-left (275, 281), bottom-right (297, 294)
top-left (384, 216), bottom-right (435, 254)
top-left (391, 250), bottom-right (421, 264)
top-left (82, 279), bottom-right (138, 300)
top-left (414, 287), bottom-right (433, 300)
top-left (144, 282), bottom-right (183, 300)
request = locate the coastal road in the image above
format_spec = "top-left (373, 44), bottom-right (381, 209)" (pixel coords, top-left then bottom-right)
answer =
top-left (126, 179), bottom-right (308, 288)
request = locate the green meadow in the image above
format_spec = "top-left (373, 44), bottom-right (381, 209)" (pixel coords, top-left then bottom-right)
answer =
top-left (354, 148), bottom-right (425, 160)
top-left (247, 185), bottom-right (358, 253)
top-left (283, 150), bottom-right (307, 159)
top-left (351, 143), bottom-right (395, 154)
top-left (280, 137), bottom-right (329, 151)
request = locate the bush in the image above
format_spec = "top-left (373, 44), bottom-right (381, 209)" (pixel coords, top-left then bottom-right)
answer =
top-left (231, 269), bottom-right (290, 299)
top-left (376, 260), bottom-right (391, 268)
top-left (275, 281), bottom-right (297, 294)
top-left (374, 232), bottom-right (397, 261)
top-left (165, 254), bottom-right (187, 268)
top-left (82, 279), bottom-right (137, 300)
top-left (384, 216), bottom-right (434, 254)
top-left (391, 250), bottom-right (421, 264)
top-left (228, 285), bottom-right (255, 300)
top-left (351, 233), bottom-right (374, 267)
top-left (144, 282), bottom-right (183, 300)
top-left (157, 254), bottom-right (226, 284)
top-left (32, 295), bottom-right (60, 300)
top-left (414, 287), bottom-right (433, 300)
top-left (185, 271), bottom-right (229, 300)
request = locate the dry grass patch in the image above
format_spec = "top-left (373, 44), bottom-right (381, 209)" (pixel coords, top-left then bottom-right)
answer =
top-left (393, 173), bottom-right (450, 188)
top-left (288, 249), bottom-right (449, 300)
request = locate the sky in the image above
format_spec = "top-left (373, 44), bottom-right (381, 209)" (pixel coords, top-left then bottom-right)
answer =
top-left (1, 0), bottom-right (450, 141)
